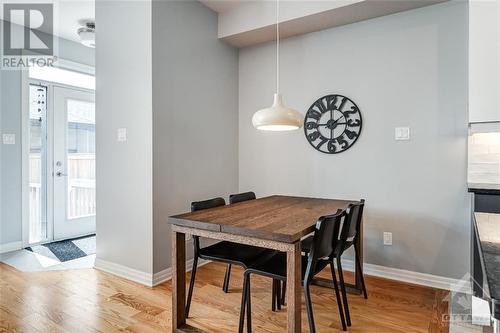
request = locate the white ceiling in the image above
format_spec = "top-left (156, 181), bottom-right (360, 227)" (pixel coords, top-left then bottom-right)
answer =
top-left (199, 0), bottom-right (254, 13)
top-left (2, 0), bottom-right (449, 48)
top-left (203, 0), bottom-right (449, 48)
top-left (1, 0), bottom-right (94, 43)
top-left (55, 1), bottom-right (94, 42)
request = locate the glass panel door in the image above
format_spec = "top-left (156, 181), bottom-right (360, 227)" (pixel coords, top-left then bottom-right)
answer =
top-left (28, 84), bottom-right (48, 243)
top-left (53, 87), bottom-right (96, 240)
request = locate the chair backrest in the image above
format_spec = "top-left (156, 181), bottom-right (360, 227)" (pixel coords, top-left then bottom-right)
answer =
top-left (191, 197), bottom-right (226, 212)
top-left (308, 209), bottom-right (346, 262)
top-left (229, 191), bottom-right (256, 204)
top-left (335, 199), bottom-right (365, 255)
top-left (191, 197), bottom-right (226, 253)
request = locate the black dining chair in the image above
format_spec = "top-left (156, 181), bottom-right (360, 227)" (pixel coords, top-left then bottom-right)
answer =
top-left (299, 199), bottom-right (367, 328)
top-left (238, 209), bottom-right (349, 333)
top-left (302, 199), bottom-right (367, 295)
top-left (330, 199), bottom-right (367, 327)
top-left (277, 199), bottom-right (368, 310)
top-left (221, 191), bottom-right (257, 293)
top-left (185, 197), bottom-right (268, 317)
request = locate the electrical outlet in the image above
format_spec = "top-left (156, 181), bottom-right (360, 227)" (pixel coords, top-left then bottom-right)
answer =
top-left (383, 232), bottom-right (392, 246)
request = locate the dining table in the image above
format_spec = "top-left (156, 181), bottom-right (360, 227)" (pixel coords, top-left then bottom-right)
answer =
top-left (169, 195), bottom-right (363, 333)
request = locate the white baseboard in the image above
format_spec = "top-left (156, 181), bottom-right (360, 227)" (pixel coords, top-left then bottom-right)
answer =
top-left (341, 259), bottom-right (469, 292)
top-left (94, 258), bottom-right (154, 287)
top-left (95, 255), bottom-right (468, 292)
top-left (0, 241), bottom-right (23, 254)
top-left (153, 258), bottom-right (208, 286)
top-left (94, 257), bottom-right (209, 287)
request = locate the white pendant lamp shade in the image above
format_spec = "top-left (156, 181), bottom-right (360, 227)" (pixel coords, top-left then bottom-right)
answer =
top-left (252, 0), bottom-right (302, 131)
top-left (252, 94), bottom-right (303, 131)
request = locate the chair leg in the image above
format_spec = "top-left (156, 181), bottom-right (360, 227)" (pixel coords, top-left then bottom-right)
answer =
top-left (276, 280), bottom-right (281, 311)
top-left (336, 257), bottom-right (351, 327)
top-left (222, 264), bottom-right (232, 293)
top-left (355, 248), bottom-right (368, 299)
top-left (185, 255), bottom-right (198, 318)
top-left (330, 259), bottom-right (347, 331)
top-left (239, 273), bottom-right (249, 333)
top-left (281, 281), bottom-right (286, 306)
top-left (271, 279), bottom-right (276, 312)
top-left (246, 275), bottom-right (252, 333)
top-left (303, 279), bottom-right (316, 333)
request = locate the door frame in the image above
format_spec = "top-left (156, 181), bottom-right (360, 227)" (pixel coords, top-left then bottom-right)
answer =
top-left (21, 59), bottom-right (95, 247)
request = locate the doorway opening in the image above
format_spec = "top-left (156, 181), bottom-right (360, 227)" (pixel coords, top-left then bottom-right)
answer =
top-left (24, 62), bottom-right (96, 253)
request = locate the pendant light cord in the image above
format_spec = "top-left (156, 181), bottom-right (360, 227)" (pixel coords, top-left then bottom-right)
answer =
top-left (276, 0), bottom-right (280, 95)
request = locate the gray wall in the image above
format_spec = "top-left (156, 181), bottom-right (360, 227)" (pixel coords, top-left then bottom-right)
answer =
top-left (238, 1), bottom-right (469, 279)
top-left (95, 0), bottom-right (153, 273)
top-left (152, 0), bottom-right (239, 273)
top-left (0, 22), bottom-right (94, 246)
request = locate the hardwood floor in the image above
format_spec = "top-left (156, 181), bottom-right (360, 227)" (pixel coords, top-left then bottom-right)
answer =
top-left (0, 261), bottom-right (448, 333)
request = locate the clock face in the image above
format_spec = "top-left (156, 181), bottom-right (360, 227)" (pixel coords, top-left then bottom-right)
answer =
top-left (304, 94), bottom-right (362, 154)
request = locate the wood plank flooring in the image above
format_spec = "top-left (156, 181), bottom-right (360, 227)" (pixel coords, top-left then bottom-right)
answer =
top-left (0, 261), bottom-right (448, 332)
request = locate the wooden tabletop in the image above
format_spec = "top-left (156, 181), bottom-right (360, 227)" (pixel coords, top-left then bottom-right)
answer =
top-left (169, 195), bottom-right (355, 243)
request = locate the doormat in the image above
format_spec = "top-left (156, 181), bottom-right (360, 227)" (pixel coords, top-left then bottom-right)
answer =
top-left (26, 234), bottom-right (96, 262)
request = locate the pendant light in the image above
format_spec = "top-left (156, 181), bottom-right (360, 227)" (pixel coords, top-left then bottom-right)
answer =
top-left (252, 0), bottom-right (303, 131)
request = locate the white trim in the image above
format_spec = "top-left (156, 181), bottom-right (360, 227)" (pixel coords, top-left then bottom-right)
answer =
top-left (53, 58), bottom-right (95, 75)
top-left (95, 256), bottom-right (468, 291)
top-left (94, 258), bottom-right (209, 287)
top-left (94, 258), bottom-right (154, 287)
top-left (0, 241), bottom-right (23, 254)
top-left (153, 259), bottom-right (209, 286)
top-left (21, 69), bottom-right (30, 248)
top-left (341, 259), bottom-right (470, 292)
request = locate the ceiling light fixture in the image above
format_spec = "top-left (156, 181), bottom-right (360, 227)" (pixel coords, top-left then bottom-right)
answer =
top-left (252, 0), bottom-right (302, 131)
top-left (78, 22), bottom-right (95, 48)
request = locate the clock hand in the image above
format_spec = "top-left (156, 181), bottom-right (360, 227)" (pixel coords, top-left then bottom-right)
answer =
top-left (318, 122), bottom-right (347, 127)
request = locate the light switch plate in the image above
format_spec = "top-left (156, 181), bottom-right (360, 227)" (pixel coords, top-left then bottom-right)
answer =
top-left (117, 128), bottom-right (127, 142)
top-left (383, 232), bottom-right (393, 246)
top-left (2, 133), bottom-right (15, 145)
top-left (395, 127), bottom-right (410, 140)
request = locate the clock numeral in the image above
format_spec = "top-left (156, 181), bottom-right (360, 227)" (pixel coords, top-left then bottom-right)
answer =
top-left (307, 109), bottom-right (321, 121)
top-left (344, 105), bottom-right (359, 116)
top-left (326, 95), bottom-right (337, 111)
top-left (337, 97), bottom-right (348, 111)
top-left (305, 122), bottom-right (318, 130)
top-left (344, 129), bottom-right (358, 140)
top-left (308, 131), bottom-right (321, 141)
top-left (327, 140), bottom-right (337, 153)
top-left (346, 118), bottom-right (361, 127)
top-left (316, 137), bottom-right (328, 149)
top-left (338, 137), bottom-right (349, 149)
top-left (313, 100), bottom-right (327, 114)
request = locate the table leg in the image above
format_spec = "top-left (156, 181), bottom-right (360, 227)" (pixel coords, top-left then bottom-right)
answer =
top-left (287, 242), bottom-right (301, 333)
top-left (172, 231), bottom-right (186, 331)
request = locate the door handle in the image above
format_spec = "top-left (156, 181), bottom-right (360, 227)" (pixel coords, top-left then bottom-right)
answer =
top-left (56, 171), bottom-right (67, 177)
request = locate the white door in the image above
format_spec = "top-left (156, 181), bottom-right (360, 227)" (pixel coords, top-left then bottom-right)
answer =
top-left (53, 86), bottom-right (96, 240)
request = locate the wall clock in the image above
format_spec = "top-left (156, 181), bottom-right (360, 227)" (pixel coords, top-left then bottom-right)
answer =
top-left (304, 94), bottom-right (362, 154)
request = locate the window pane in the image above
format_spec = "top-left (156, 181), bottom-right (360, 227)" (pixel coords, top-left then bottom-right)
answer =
top-left (67, 99), bottom-right (96, 219)
top-left (29, 84), bottom-right (48, 243)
